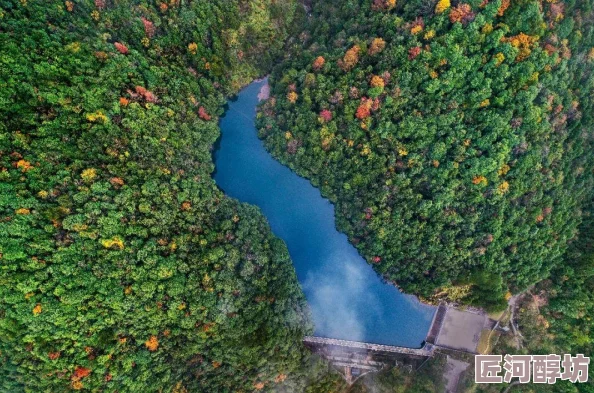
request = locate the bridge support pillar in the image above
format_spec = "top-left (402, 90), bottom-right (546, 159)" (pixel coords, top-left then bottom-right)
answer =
top-left (344, 366), bottom-right (352, 385)
top-left (302, 336), bottom-right (434, 385)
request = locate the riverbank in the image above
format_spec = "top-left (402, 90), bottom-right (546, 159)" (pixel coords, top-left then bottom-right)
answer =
top-left (214, 80), bottom-right (435, 347)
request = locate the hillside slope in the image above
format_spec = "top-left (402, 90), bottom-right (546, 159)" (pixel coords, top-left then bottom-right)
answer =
top-left (258, 0), bottom-right (594, 310)
top-left (0, 0), bottom-right (314, 391)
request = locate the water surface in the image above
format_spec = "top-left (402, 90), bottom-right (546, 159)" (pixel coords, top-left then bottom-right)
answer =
top-left (214, 80), bottom-right (435, 347)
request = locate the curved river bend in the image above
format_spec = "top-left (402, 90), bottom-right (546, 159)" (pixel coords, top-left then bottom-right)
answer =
top-left (214, 80), bottom-right (435, 347)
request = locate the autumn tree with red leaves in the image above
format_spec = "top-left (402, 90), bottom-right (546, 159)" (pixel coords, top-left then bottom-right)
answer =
top-left (114, 42), bottom-right (128, 54)
top-left (312, 56), bottom-right (325, 71)
top-left (319, 109), bottom-right (332, 122)
top-left (141, 17), bottom-right (156, 38)
top-left (198, 106), bottom-right (211, 120)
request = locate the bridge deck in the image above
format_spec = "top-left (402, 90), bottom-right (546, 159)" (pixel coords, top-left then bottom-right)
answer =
top-left (303, 336), bottom-right (434, 357)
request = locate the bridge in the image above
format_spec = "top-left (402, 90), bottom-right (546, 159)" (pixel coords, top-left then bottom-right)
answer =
top-left (303, 336), bottom-right (435, 357)
top-left (303, 303), bottom-right (449, 384)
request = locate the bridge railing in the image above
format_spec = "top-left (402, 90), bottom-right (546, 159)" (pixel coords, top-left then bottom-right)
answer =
top-left (303, 336), bottom-right (434, 357)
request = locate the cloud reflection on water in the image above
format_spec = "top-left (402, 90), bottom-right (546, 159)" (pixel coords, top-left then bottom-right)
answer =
top-left (214, 80), bottom-right (435, 347)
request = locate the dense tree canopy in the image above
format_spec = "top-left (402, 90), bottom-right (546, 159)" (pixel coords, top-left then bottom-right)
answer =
top-left (0, 0), bottom-right (318, 391)
top-left (258, 0), bottom-right (594, 310)
top-left (470, 200), bottom-right (594, 392)
top-left (2, 0), bottom-right (594, 391)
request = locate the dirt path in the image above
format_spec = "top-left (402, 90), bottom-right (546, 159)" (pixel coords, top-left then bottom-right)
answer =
top-left (444, 356), bottom-right (470, 393)
top-left (507, 295), bottom-right (523, 349)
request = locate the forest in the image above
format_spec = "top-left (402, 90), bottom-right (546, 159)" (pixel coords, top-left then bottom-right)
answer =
top-left (467, 197), bottom-right (594, 392)
top-left (257, 0), bottom-right (594, 389)
top-left (1, 0), bottom-right (593, 391)
top-left (0, 0), bottom-right (329, 391)
top-left (258, 0), bottom-right (594, 312)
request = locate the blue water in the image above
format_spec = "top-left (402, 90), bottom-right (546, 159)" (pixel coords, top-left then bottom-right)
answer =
top-left (214, 80), bottom-right (435, 347)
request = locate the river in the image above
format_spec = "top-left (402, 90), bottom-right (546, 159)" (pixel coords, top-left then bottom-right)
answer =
top-left (213, 79), bottom-right (435, 348)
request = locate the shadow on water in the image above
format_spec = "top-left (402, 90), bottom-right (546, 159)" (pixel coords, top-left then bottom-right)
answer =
top-left (213, 79), bottom-right (436, 347)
